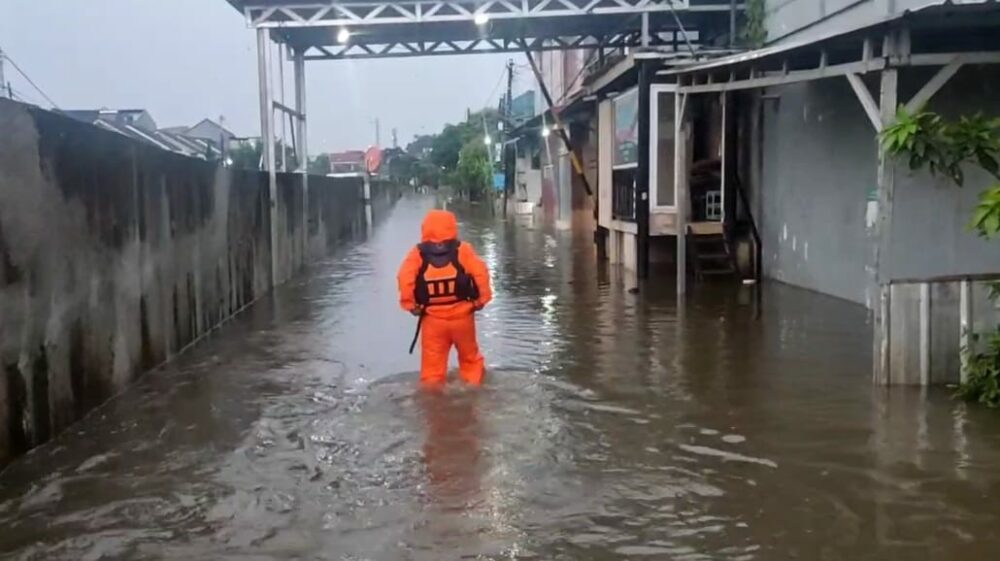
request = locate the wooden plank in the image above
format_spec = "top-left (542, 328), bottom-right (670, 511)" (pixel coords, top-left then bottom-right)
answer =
top-left (905, 56), bottom-right (964, 113)
top-left (846, 73), bottom-right (882, 132)
top-left (688, 221), bottom-right (725, 235)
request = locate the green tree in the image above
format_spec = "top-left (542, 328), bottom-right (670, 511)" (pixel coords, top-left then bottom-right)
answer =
top-left (308, 153), bottom-right (331, 175)
top-left (229, 140), bottom-right (262, 170)
top-left (454, 139), bottom-right (492, 200)
top-left (881, 107), bottom-right (1000, 406)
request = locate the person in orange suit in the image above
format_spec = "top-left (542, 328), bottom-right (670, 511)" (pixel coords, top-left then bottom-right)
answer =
top-left (397, 209), bottom-right (492, 385)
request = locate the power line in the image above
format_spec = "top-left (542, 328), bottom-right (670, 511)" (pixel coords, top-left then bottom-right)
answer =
top-left (479, 65), bottom-right (508, 112)
top-left (1, 49), bottom-right (60, 109)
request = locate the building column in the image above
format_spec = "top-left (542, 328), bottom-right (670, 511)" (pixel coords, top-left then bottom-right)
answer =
top-left (257, 28), bottom-right (279, 287)
top-left (675, 90), bottom-right (690, 297)
top-left (293, 49), bottom-right (309, 261)
top-left (636, 61), bottom-right (652, 279)
top-left (872, 31), bottom-right (903, 384)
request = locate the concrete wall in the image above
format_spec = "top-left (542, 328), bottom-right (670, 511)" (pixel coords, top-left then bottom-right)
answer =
top-left (756, 64), bottom-right (1000, 307)
top-left (759, 77), bottom-right (875, 305)
top-left (0, 100), bottom-right (389, 466)
top-left (765, 0), bottom-right (951, 44)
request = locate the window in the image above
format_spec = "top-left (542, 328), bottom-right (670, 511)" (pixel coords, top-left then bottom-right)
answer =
top-left (612, 88), bottom-right (638, 168)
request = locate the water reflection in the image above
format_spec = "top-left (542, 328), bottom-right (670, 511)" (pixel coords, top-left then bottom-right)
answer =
top-left (417, 386), bottom-right (484, 507)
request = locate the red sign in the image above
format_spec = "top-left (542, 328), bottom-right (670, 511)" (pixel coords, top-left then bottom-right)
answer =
top-left (365, 146), bottom-right (383, 174)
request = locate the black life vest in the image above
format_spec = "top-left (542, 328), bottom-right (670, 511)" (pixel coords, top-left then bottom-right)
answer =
top-left (414, 239), bottom-right (479, 307)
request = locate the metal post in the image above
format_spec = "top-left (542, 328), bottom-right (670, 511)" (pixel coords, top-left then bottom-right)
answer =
top-left (959, 279), bottom-right (973, 384)
top-left (523, 47), bottom-right (593, 196)
top-left (294, 49), bottom-right (309, 261)
top-left (675, 91), bottom-right (689, 297)
top-left (636, 61), bottom-right (652, 279)
top-left (257, 28), bottom-right (279, 286)
top-left (503, 58), bottom-right (514, 218)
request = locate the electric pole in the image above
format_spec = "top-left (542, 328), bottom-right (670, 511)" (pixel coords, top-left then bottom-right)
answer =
top-left (502, 58), bottom-right (515, 217)
top-left (374, 118), bottom-right (381, 147)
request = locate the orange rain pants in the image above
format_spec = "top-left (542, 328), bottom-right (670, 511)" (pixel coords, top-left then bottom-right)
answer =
top-left (420, 314), bottom-right (485, 385)
top-left (397, 209), bottom-right (492, 385)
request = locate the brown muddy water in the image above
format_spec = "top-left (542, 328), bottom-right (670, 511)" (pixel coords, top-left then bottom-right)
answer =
top-left (2, 195), bottom-right (1000, 561)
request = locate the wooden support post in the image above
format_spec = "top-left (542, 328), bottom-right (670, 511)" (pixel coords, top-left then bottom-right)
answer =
top-left (675, 91), bottom-right (690, 297)
top-left (960, 279), bottom-right (973, 384)
top-left (920, 282), bottom-right (931, 386)
top-left (872, 63), bottom-right (898, 384)
top-left (846, 73), bottom-right (882, 132)
top-left (906, 56), bottom-right (965, 113)
top-left (875, 283), bottom-right (892, 384)
top-left (637, 61), bottom-right (652, 279)
top-left (720, 91), bottom-right (728, 224)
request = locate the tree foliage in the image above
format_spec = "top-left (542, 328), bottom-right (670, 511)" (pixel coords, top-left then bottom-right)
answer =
top-left (229, 141), bottom-right (262, 170)
top-left (453, 140), bottom-right (492, 200)
top-left (741, 0), bottom-right (768, 48)
top-left (881, 107), bottom-right (1000, 405)
top-left (881, 107), bottom-right (1000, 238)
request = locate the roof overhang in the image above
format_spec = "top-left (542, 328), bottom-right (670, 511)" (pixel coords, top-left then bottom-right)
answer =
top-left (226, 0), bottom-right (741, 60)
top-left (661, 1), bottom-right (1000, 94)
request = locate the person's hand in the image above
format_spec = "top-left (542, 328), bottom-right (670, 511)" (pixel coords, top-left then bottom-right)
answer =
top-left (410, 306), bottom-right (423, 317)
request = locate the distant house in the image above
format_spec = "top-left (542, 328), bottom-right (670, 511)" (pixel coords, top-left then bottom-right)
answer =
top-left (63, 108), bottom-right (222, 160)
top-left (180, 118), bottom-right (237, 148)
top-left (63, 109), bottom-right (158, 132)
top-left (328, 150), bottom-right (366, 177)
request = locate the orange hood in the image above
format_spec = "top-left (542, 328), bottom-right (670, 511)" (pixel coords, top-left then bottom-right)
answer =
top-left (421, 209), bottom-right (459, 243)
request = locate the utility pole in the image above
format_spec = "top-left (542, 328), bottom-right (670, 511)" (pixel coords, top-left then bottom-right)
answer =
top-left (392, 127), bottom-right (398, 149)
top-left (374, 118), bottom-right (381, 146)
top-left (502, 58), bottom-right (514, 218)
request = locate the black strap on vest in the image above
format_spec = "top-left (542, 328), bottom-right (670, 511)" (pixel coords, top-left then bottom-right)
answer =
top-left (414, 239), bottom-right (478, 306)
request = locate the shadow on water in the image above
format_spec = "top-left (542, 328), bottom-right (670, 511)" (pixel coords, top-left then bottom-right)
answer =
top-left (3, 194), bottom-right (1000, 560)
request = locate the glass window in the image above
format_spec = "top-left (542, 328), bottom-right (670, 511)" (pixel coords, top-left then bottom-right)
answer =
top-left (612, 88), bottom-right (638, 167)
top-left (656, 93), bottom-right (675, 207)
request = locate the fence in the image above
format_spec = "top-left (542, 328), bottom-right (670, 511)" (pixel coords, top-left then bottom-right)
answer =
top-left (876, 274), bottom-right (1000, 385)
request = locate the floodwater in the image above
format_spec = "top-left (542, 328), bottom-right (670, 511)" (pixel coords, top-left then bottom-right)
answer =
top-left (3, 195), bottom-right (1000, 561)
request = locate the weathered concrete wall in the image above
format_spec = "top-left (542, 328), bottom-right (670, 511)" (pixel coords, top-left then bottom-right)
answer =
top-left (0, 100), bottom-right (388, 465)
top-left (759, 76), bottom-right (875, 305)
top-left (757, 65), bottom-right (1000, 306)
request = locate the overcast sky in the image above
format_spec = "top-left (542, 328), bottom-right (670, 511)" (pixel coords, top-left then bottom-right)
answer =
top-left (2, 0), bottom-right (531, 153)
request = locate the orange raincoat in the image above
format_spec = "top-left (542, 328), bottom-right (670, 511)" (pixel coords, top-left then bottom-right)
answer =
top-left (397, 210), bottom-right (493, 384)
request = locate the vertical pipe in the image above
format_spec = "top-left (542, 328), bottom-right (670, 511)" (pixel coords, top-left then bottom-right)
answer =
top-left (920, 282), bottom-right (931, 386)
top-left (959, 279), bottom-right (973, 385)
top-left (257, 28), bottom-right (279, 286)
top-left (636, 61), bottom-right (652, 279)
top-left (675, 91), bottom-right (688, 297)
top-left (294, 50), bottom-right (309, 262)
